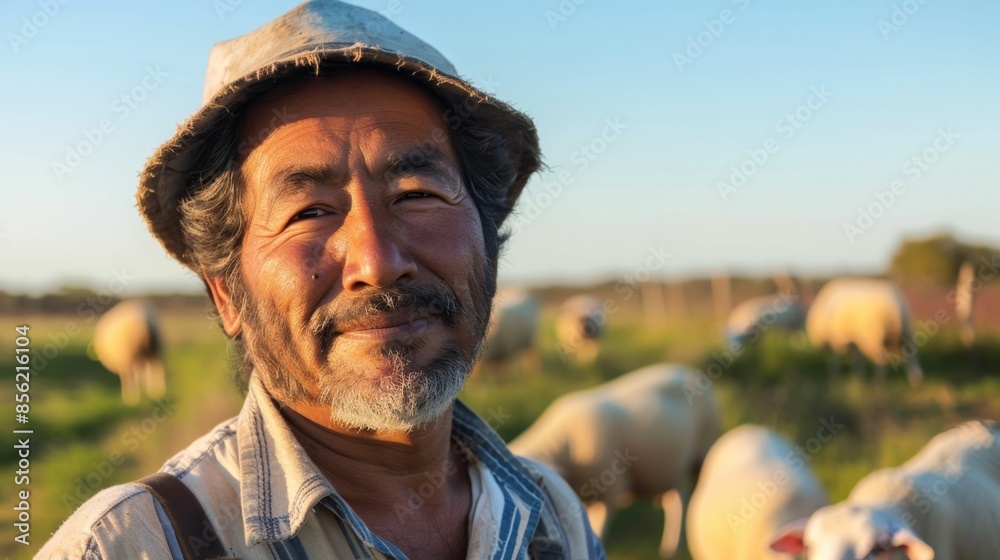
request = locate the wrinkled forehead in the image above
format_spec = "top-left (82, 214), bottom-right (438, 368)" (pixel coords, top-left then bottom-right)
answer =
top-left (236, 69), bottom-right (454, 159)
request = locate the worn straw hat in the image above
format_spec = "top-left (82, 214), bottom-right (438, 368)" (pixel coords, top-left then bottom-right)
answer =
top-left (137, 0), bottom-right (540, 272)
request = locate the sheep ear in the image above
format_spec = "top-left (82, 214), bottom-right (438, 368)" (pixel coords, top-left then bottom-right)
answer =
top-left (770, 518), bottom-right (808, 554)
top-left (892, 527), bottom-right (934, 560)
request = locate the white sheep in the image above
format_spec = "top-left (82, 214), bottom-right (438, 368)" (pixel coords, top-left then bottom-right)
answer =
top-left (725, 293), bottom-right (806, 345)
top-left (770, 420), bottom-right (1000, 560)
top-left (555, 294), bottom-right (605, 364)
top-left (476, 288), bottom-right (539, 376)
top-left (806, 278), bottom-right (923, 386)
top-left (508, 363), bottom-right (722, 558)
top-left (93, 300), bottom-right (165, 405)
top-left (687, 425), bottom-right (829, 560)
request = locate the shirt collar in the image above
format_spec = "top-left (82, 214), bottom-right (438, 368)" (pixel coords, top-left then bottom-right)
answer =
top-left (236, 374), bottom-right (333, 546)
top-left (236, 373), bottom-right (547, 555)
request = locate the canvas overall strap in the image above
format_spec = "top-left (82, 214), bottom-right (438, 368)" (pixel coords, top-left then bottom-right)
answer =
top-left (135, 472), bottom-right (231, 560)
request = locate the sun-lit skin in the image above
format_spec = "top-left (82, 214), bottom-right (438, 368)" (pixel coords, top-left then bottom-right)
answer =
top-left (210, 71), bottom-right (487, 422)
top-left (203, 71), bottom-right (492, 559)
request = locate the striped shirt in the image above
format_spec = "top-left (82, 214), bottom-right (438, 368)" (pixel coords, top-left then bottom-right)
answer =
top-left (36, 375), bottom-right (606, 559)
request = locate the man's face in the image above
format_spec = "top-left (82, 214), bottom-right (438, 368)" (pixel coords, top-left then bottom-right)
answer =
top-left (211, 71), bottom-right (494, 432)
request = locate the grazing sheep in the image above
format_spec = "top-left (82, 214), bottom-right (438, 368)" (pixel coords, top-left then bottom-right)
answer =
top-left (725, 293), bottom-right (806, 345)
top-left (508, 363), bottom-right (722, 558)
top-left (93, 300), bottom-right (165, 405)
top-left (555, 294), bottom-right (605, 363)
top-left (806, 278), bottom-right (923, 386)
top-left (770, 420), bottom-right (1000, 560)
top-left (687, 425), bottom-right (829, 560)
top-left (476, 289), bottom-right (539, 376)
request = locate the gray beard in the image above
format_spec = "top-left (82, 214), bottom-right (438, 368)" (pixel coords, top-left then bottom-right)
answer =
top-left (230, 271), bottom-right (491, 432)
top-left (316, 341), bottom-right (476, 432)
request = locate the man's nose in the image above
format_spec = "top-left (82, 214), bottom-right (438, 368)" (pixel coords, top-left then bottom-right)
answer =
top-left (339, 205), bottom-right (418, 291)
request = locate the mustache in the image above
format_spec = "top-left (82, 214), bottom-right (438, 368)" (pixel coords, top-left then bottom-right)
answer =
top-left (310, 283), bottom-right (463, 350)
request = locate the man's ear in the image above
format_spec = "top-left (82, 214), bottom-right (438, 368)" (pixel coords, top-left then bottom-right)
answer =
top-left (205, 275), bottom-right (242, 337)
top-left (770, 518), bottom-right (808, 554)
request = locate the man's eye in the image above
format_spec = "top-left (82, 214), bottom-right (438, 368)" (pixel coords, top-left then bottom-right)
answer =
top-left (400, 192), bottom-right (431, 200)
top-left (291, 208), bottom-right (327, 222)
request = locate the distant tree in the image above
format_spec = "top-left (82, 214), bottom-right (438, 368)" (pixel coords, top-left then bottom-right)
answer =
top-left (888, 232), bottom-right (999, 285)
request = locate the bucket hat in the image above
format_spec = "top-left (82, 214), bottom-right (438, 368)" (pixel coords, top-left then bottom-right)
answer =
top-left (137, 0), bottom-right (540, 272)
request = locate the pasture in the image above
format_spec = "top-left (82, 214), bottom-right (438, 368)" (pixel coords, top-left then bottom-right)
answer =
top-left (1, 284), bottom-right (998, 559)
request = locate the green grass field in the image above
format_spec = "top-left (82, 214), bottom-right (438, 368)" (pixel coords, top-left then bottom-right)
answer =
top-left (1, 308), bottom-right (997, 559)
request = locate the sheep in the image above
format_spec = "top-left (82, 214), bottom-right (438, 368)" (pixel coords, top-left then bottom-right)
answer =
top-left (687, 425), bottom-right (829, 560)
top-left (555, 294), bottom-right (605, 364)
top-left (508, 363), bottom-right (722, 558)
top-left (725, 293), bottom-right (806, 345)
top-left (770, 420), bottom-right (1000, 560)
top-left (475, 289), bottom-right (539, 377)
top-left (93, 300), bottom-right (165, 405)
top-left (805, 278), bottom-right (923, 386)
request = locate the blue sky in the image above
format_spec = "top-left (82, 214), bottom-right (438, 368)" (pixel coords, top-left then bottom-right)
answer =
top-left (1, 0), bottom-right (997, 295)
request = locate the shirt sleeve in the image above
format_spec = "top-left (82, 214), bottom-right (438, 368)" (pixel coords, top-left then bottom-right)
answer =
top-left (35, 485), bottom-right (178, 560)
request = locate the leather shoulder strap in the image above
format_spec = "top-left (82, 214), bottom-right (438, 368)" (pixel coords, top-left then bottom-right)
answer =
top-left (135, 472), bottom-right (230, 560)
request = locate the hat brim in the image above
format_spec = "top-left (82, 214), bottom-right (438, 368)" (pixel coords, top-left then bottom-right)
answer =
top-left (137, 43), bottom-right (540, 272)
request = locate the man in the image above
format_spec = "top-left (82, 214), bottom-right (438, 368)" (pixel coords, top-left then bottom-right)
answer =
top-left (38, 1), bottom-right (604, 559)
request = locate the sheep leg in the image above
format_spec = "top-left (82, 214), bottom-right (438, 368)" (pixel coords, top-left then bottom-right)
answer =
top-left (871, 346), bottom-right (889, 384)
top-left (827, 351), bottom-right (841, 379)
top-left (852, 346), bottom-right (867, 380)
top-left (659, 487), bottom-right (688, 558)
top-left (906, 355), bottom-right (924, 387)
top-left (873, 362), bottom-right (887, 384)
top-left (121, 366), bottom-right (140, 405)
top-left (144, 359), bottom-right (166, 400)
